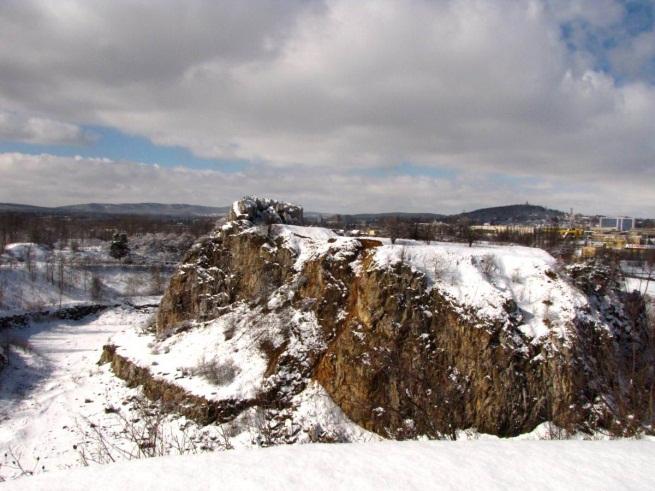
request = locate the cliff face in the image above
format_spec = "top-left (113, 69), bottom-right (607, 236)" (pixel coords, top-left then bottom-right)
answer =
top-left (153, 198), bottom-right (654, 438)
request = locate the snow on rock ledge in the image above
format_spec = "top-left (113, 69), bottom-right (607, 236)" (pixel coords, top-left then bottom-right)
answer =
top-left (372, 242), bottom-right (587, 342)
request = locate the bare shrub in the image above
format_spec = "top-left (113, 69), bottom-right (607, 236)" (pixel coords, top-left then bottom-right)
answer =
top-left (476, 254), bottom-right (497, 279)
top-left (543, 422), bottom-right (569, 440)
top-left (125, 275), bottom-right (142, 296)
top-left (191, 358), bottom-right (239, 386)
top-left (248, 408), bottom-right (275, 447)
top-left (398, 246), bottom-right (407, 265)
top-left (306, 423), bottom-right (350, 443)
top-left (511, 268), bottom-right (522, 284)
top-left (433, 256), bottom-right (449, 280)
top-left (0, 447), bottom-right (45, 480)
top-left (75, 392), bottom-right (228, 466)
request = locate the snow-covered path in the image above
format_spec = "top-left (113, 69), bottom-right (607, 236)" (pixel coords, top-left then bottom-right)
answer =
top-left (0, 307), bottom-right (150, 477)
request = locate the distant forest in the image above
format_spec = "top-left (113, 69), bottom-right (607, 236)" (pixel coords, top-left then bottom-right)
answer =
top-left (0, 211), bottom-right (217, 250)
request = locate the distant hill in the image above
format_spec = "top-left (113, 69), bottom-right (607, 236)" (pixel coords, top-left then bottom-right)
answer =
top-left (317, 205), bottom-right (563, 225)
top-left (351, 212), bottom-right (445, 221)
top-left (0, 201), bottom-right (566, 223)
top-left (0, 203), bottom-right (53, 213)
top-left (0, 202), bottom-right (229, 217)
top-left (450, 204), bottom-right (566, 225)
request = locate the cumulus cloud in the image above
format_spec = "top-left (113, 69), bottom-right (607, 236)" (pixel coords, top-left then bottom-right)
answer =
top-left (1, 152), bottom-right (653, 217)
top-left (0, 0), bottom-right (653, 214)
top-left (0, 110), bottom-right (91, 145)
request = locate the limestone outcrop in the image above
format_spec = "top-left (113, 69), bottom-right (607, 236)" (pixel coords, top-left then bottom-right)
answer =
top-left (143, 198), bottom-right (655, 438)
top-left (227, 196), bottom-right (303, 225)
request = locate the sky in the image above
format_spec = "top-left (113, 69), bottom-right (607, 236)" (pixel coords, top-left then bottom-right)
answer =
top-left (0, 0), bottom-right (654, 216)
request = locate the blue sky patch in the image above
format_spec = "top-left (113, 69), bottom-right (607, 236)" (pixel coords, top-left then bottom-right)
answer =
top-left (0, 125), bottom-right (247, 172)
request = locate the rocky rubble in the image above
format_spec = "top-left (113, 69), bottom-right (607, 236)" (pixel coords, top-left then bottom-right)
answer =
top-left (109, 198), bottom-right (654, 439)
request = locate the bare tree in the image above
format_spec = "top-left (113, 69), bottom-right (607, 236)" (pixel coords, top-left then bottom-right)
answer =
top-left (457, 219), bottom-right (478, 247)
top-left (383, 217), bottom-right (401, 244)
top-left (25, 244), bottom-right (36, 281)
top-left (45, 254), bottom-right (55, 285)
top-left (149, 265), bottom-right (165, 295)
top-left (90, 276), bottom-right (103, 302)
top-left (0, 276), bottom-right (5, 309)
top-left (56, 254), bottom-right (66, 307)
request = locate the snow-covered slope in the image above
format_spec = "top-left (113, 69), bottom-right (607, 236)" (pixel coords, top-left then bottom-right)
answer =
top-left (0, 306), bottom-right (233, 480)
top-left (10, 440), bottom-right (655, 490)
top-left (372, 241), bottom-right (586, 340)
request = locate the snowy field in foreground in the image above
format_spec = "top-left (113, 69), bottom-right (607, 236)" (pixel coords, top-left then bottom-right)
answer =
top-left (10, 439), bottom-right (655, 490)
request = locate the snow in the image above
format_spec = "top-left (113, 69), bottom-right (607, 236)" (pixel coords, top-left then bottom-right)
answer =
top-left (372, 242), bottom-right (587, 341)
top-left (110, 304), bottom-right (274, 401)
top-left (3, 243), bottom-right (50, 262)
top-left (0, 304), bottom-right (376, 480)
top-left (0, 307), bottom-right (149, 474)
top-left (290, 381), bottom-right (379, 443)
top-left (269, 225), bottom-right (361, 271)
top-left (0, 307), bottom-right (236, 480)
top-left (109, 302), bottom-right (328, 403)
top-left (10, 439), bottom-right (655, 490)
top-left (0, 267), bottom-right (89, 312)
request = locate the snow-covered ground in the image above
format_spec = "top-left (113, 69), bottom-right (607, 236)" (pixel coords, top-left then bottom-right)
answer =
top-left (0, 306), bottom-right (235, 481)
top-left (10, 439), bottom-right (655, 490)
top-left (0, 304), bottom-right (372, 481)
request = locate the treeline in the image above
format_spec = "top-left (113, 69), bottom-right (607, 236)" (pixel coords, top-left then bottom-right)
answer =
top-left (0, 211), bottom-right (217, 250)
top-left (376, 216), bottom-right (569, 252)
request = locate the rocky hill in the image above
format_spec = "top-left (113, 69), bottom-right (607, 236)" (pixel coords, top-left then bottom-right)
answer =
top-left (104, 197), bottom-right (654, 440)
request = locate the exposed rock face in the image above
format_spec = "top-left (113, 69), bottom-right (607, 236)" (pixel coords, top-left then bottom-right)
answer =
top-left (227, 196), bottom-right (303, 225)
top-left (149, 198), bottom-right (654, 438)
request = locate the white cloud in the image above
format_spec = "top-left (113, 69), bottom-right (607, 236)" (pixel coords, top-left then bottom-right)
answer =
top-left (0, 0), bottom-right (653, 213)
top-left (545, 0), bottom-right (624, 27)
top-left (0, 110), bottom-right (91, 145)
top-left (1, 152), bottom-right (653, 217)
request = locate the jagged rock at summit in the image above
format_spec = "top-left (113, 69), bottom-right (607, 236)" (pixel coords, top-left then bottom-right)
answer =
top-left (151, 197), bottom-right (654, 438)
top-left (227, 196), bottom-right (303, 225)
